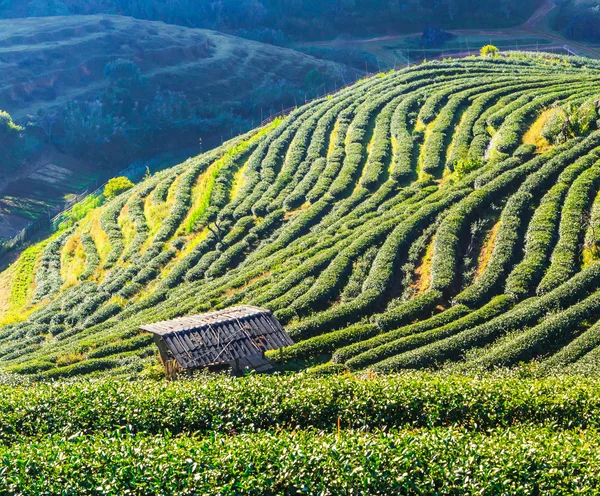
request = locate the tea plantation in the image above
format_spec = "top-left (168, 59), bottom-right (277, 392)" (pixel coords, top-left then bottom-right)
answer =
top-left (2, 371), bottom-right (600, 493)
top-left (3, 53), bottom-right (600, 378)
top-left (3, 51), bottom-right (600, 493)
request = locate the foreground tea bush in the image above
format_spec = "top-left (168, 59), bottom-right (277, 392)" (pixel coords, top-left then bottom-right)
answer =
top-left (2, 426), bottom-right (600, 495)
top-left (3, 372), bottom-right (600, 443)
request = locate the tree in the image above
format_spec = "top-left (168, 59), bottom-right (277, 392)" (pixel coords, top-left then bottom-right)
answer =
top-left (541, 106), bottom-right (569, 144)
top-left (575, 99), bottom-right (599, 134)
top-left (104, 176), bottom-right (134, 199)
top-left (0, 110), bottom-right (22, 146)
top-left (104, 59), bottom-right (144, 89)
top-left (27, 110), bottom-right (57, 143)
top-left (480, 45), bottom-right (499, 57)
top-left (542, 100), bottom-right (599, 145)
top-left (0, 110), bottom-right (23, 174)
top-left (454, 157), bottom-right (482, 179)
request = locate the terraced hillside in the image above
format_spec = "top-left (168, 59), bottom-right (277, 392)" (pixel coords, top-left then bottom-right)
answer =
top-left (3, 53), bottom-right (600, 379)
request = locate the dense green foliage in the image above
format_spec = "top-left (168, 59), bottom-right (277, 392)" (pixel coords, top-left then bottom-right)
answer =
top-left (3, 53), bottom-right (600, 379)
top-left (6, 426), bottom-right (600, 495)
top-left (2, 372), bottom-right (600, 494)
top-left (553, 1), bottom-right (600, 43)
top-left (3, 372), bottom-right (600, 443)
top-left (103, 176), bottom-right (134, 199)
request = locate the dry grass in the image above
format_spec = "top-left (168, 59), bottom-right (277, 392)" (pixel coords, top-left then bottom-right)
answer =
top-left (284, 202), bottom-right (310, 219)
top-left (144, 176), bottom-right (180, 247)
top-left (355, 123), bottom-right (378, 191)
top-left (180, 162), bottom-right (218, 235)
top-left (60, 232), bottom-right (86, 287)
top-left (3, 236), bottom-right (55, 319)
top-left (179, 228), bottom-right (210, 259)
top-left (0, 266), bottom-right (14, 317)
top-left (417, 120), bottom-right (433, 181)
top-left (523, 109), bottom-right (554, 151)
top-left (439, 166), bottom-right (454, 187)
top-left (159, 355), bottom-right (183, 381)
top-left (86, 211), bottom-right (111, 264)
top-left (412, 238), bottom-right (435, 294)
top-left (583, 245), bottom-right (600, 267)
top-left (118, 203), bottom-right (136, 253)
top-left (328, 121), bottom-right (340, 158)
top-left (55, 352), bottom-right (85, 367)
top-left (247, 272), bottom-right (271, 286)
top-left (230, 161), bottom-right (249, 202)
top-left (475, 221), bottom-right (500, 279)
top-left (389, 134), bottom-right (399, 176)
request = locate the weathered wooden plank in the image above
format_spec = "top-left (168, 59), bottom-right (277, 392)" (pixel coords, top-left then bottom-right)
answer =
top-left (142, 306), bottom-right (293, 369)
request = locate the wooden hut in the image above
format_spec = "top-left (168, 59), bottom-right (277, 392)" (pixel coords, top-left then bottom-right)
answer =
top-left (140, 305), bottom-right (293, 374)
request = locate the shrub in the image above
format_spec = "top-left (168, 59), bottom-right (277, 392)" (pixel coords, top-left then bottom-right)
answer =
top-left (537, 161), bottom-right (600, 294)
top-left (374, 262), bottom-right (600, 371)
top-left (480, 45), bottom-right (499, 57)
top-left (470, 290), bottom-right (600, 370)
top-left (104, 177), bottom-right (134, 199)
top-left (332, 304), bottom-right (469, 364)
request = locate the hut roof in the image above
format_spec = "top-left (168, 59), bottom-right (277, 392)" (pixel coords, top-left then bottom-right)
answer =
top-left (140, 305), bottom-right (293, 369)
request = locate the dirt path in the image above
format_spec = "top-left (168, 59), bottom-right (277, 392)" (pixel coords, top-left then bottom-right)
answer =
top-left (524, 0), bottom-right (556, 29)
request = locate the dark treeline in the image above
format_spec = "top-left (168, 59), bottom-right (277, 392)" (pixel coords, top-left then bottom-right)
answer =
top-left (3, 0), bottom-right (541, 42)
top-left (1, 57), bottom-right (342, 177)
top-left (553, 1), bottom-right (600, 43)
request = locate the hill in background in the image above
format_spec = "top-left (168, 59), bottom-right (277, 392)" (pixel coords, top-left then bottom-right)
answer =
top-left (0, 14), bottom-right (347, 240)
top-left (553, 1), bottom-right (600, 43)
top-left (0, 0), bottom-right (543, 41)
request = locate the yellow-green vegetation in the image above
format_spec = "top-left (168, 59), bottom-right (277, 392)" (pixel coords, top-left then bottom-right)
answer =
top-left (230, 163), bottom-right (248, 202)
top-left (144, 176), bottom-right (180, 241)
top-left (0, 110), bottom-right (22, 133)
top-left (185, 118), bottom-right (283, 233)
top-left (0, 268), bottom-right (13, 316)
top-left (57, 195), bottom-right (103, 231)
top-left (60, 233), bottom-right (86, 287)
top-left (184, 160), bottom-right (236, 233)
top-left (104, 177), bottom-right (134, 199)
top-left (480, 45), bottom-right (500, 57)
top-left (414, 239), bottom-right (435, 294)
top-left (2, 53), bottom-right (600, 381)
top-left (475, 221), bottom-right (500, 279)
top-left (118, 204), bottom-right (136, 251)
top-left (6, 239), bottom-right (52, 314)
top-left (85, 210), bottom-right (112, 264)
top-left (523, 108), bottom-right (554, 150)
